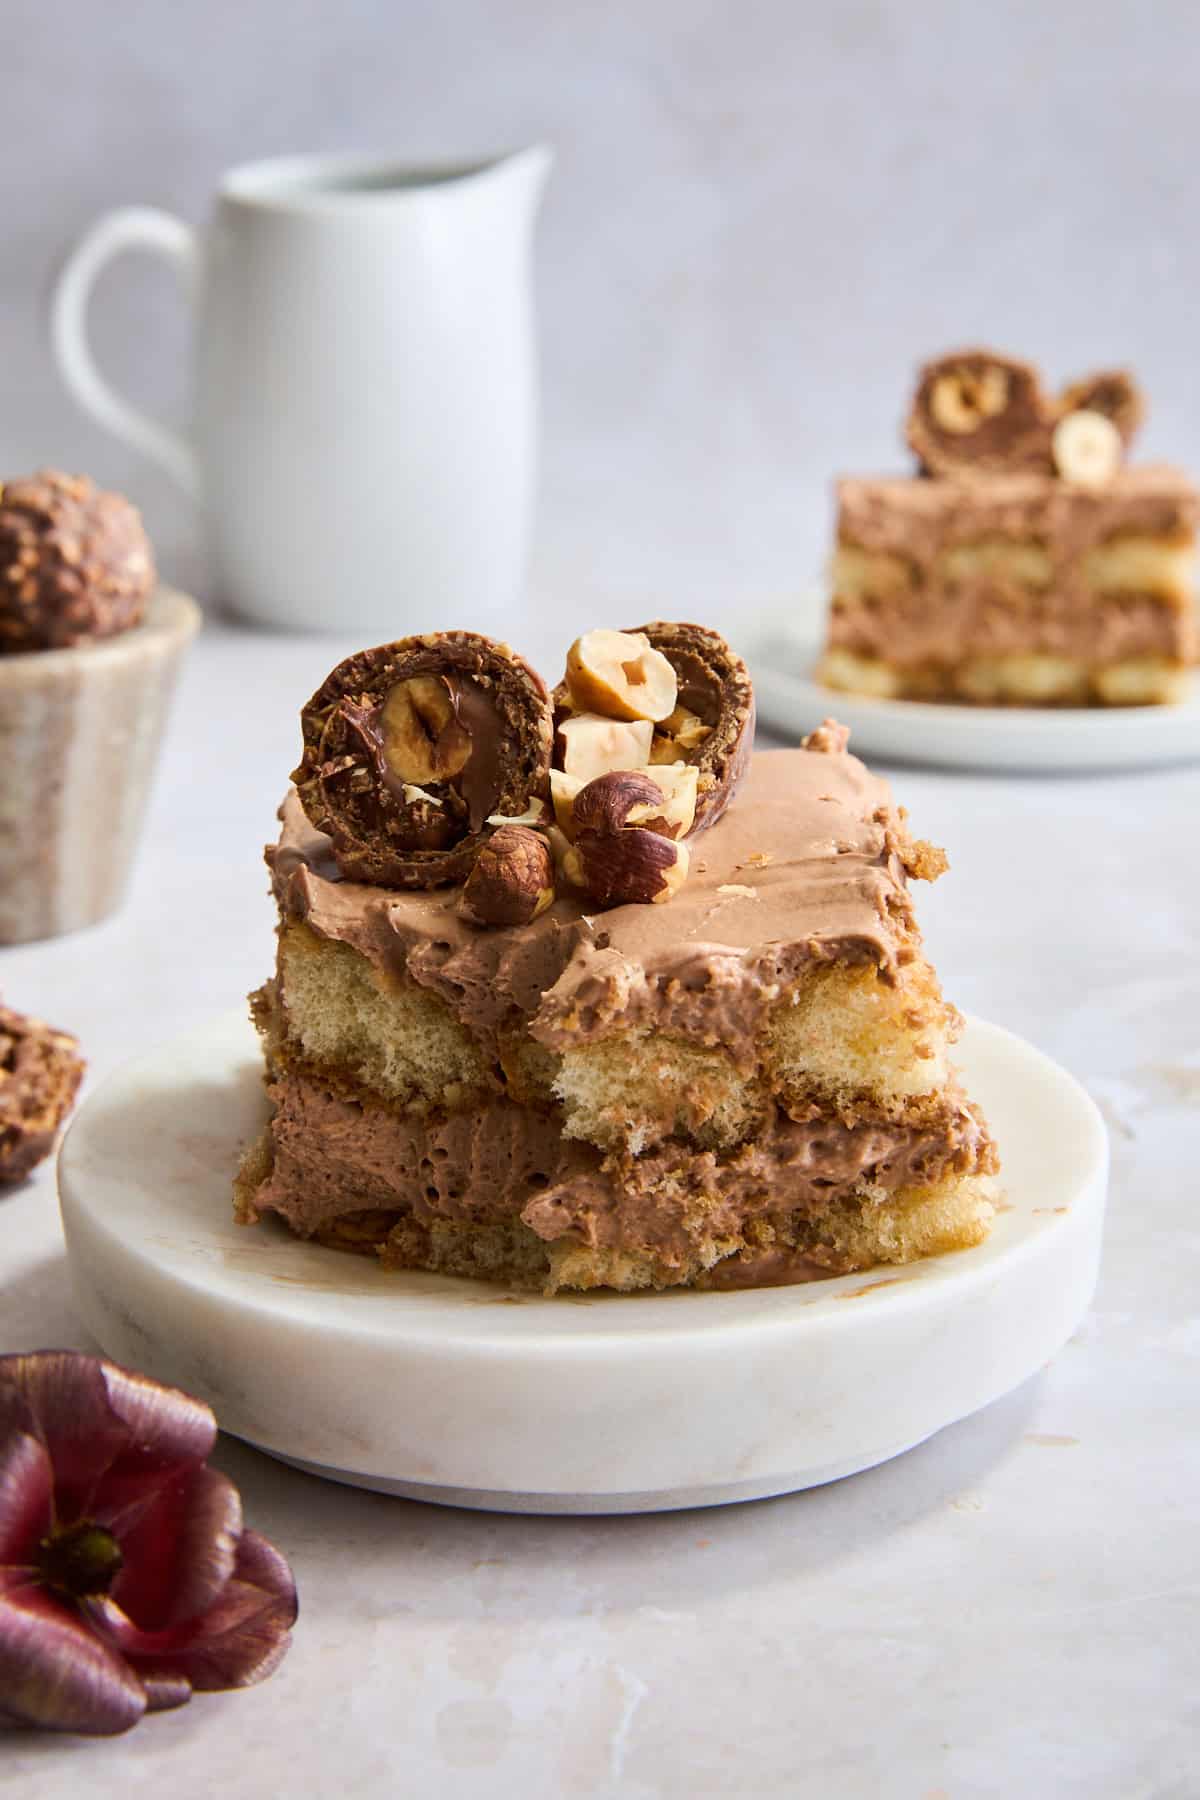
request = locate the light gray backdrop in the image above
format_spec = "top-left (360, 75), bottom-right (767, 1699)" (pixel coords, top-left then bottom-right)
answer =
top-left (3, 0), bottom-right (1198, 636)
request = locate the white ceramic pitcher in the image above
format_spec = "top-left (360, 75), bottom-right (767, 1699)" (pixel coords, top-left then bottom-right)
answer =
top-left (50, 147), bottom-right (553, 634)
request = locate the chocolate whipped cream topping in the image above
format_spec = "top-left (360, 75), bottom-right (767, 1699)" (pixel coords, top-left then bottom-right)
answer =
top-left (248, 1065), bottom-right (991, 1266)
top-left (837, 466), bottom-right (1199, 570)
top-left (269, 747), bottom-right (924, 1066)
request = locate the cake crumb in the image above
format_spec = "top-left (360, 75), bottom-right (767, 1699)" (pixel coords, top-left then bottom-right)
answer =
top-left (902, 838), bottom-right (950, 881)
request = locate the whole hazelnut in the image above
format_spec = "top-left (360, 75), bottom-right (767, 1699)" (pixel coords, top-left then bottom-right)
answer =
top-left (457, 825), bottom-right (556, 928)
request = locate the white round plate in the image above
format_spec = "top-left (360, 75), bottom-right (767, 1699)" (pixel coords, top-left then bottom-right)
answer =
top-left (58, 1011), bottom-right (1107, 1515)
top-left (750, 631), bottom-right (1200, 772)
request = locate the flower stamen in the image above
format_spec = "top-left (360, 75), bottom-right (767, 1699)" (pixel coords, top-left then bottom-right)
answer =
top-left (36, 1521), bottom-right (125, 1597)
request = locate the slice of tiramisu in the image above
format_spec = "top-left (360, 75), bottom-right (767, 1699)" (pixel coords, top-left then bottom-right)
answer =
top-left (236, 624), bottom-right (998, 1292)
top-left (820, 350), bottom-right (1198, 706)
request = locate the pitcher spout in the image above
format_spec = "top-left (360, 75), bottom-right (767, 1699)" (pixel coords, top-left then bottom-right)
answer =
top-left (488, 143), bottom-right (554, 221)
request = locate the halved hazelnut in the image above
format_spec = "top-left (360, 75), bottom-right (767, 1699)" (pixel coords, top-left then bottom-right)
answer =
top-left (562, 829), bottom-right (690, 909)
top-left (564, 629), bottom-right (678, 723)
top-left (380, 675), bottom-right (470, 785)
top-left (1051, 409), bottom-right (1121, 488)
top-left (457, 825), bottom-right (555, 927)
top-left (929, 365), bottom-right (1009, 434)
top-left (558, 712), bottom-right (653, 782)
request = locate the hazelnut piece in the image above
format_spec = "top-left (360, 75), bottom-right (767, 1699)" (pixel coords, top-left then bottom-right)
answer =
top-left (570, 767), bottom-right (698, 841)
top-left (549, 769), bottom-right (584, 839)
top-left (558, 713), bottom-right (653, 783)
top-left (564, 629), bottom-right (678, 723)
top-left (650, 703), bottom-right (711, 764)
top-left (1051, 409), bottom-right (1122, 488)
top-left (571, 770), bottom-right (666, 835)
top-left (563, 829), bottom-right (690, 909)
top-left (458, 825), bottom-right (555, 927)
top-left (627, 762), bottom-right (698, 838)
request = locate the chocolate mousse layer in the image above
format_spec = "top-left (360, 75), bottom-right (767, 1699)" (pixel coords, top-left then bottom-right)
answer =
top-left (242, 1063), bottom-right (994, 1279)
top-left (837, 467), bottom-right (1199, 569)
top-left (829, 587), bottom-right (1192, 670)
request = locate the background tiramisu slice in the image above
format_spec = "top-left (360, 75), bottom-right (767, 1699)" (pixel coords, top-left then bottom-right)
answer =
top-left (819, 350), bottom-right (1198, 707)
top-left (237, 625), bottom-right (998, 1293)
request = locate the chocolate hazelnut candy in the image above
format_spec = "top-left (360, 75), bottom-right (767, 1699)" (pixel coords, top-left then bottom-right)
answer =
top-left (458, 825), bottom-right (556, 928)
top-left (905, 350), bottom-right (1054, 479)
top-left (626, 622), bottom-right (754, 833)
top-left (0, 1003), bottom-right (86, 1183)
top-left (1058, 369), bottom-right (1144, 451)
top-left (294, 632), bottom-right (553, 888)
top-left (0, 471), bottom-right (155, 653)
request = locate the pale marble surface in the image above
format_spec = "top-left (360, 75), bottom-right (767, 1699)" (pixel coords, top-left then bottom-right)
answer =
top-left (1, 620), bottom-right (1197, 1795)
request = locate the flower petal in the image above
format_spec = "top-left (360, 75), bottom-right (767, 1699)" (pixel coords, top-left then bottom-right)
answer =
top-left (98, 1362), bottom-right (217, 1480)
top-left (0, 1389), bottom-right (53, 1565)
top-left (104, 1464), bottom-right (242, 1630)
top-left (231, 1529), bottom-right (300, 1629)
top-left (0, 1568), bottom-right (146, 1736)
top-left (98, 1529), bottom-right (298, 1695)
top-left (140, 1670), bottom-right (193, 1713)
top-left (0, 1354), bottom-right (128, 1521)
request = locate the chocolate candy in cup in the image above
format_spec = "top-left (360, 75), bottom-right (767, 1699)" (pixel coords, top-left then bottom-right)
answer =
top-left (0, 470), bottom-right (155, 653)
top-left (627, 621), bottom-right (755, 833)
top-left (905, 349), bottom-right (1055, 480)
top-left (294, 631), bottom-right (554, 888)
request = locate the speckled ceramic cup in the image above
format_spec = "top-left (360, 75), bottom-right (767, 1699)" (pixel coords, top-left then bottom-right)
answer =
top-left (0, 587), bottom-right (200, 944)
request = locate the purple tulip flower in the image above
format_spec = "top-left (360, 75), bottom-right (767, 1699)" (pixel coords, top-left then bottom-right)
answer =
top-left (0, 1351), bottom-right (297, 1735)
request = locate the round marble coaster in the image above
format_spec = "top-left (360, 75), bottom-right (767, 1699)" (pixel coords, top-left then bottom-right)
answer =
top-left (58, 1012), bottom-right (1107, 1515)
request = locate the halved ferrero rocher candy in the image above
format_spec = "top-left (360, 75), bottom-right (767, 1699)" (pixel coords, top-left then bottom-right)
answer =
top-left (906, 349), bottom-right (1055, 479)
top-left (293, 632), bottom-right (553, 888)
top-left (564, 628), bottom-right (678, 722)
top-left (1057, 369), bottom-right (1144, 451)
top-left (624, 621), bottom-right (754, 833)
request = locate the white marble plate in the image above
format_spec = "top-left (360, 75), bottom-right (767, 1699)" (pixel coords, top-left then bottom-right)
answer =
top-left (58, 1011), bottom-right (1107, 1514)
top-left (750, 631), bottom-right (1200, 771)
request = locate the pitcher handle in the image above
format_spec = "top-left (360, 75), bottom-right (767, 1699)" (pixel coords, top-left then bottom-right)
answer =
top-left (49, 207), bottom-right (200, 500)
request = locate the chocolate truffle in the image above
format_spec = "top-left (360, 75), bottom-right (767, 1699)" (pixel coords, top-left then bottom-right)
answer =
top-left (0, 470), bottom-right (155, 653)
